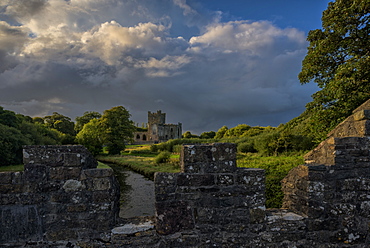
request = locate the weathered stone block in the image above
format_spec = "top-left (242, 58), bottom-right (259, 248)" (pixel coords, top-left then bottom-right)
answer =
top-left (0, 184), bottom-right (25, 194)
top-left (24, 164), bottom-right (47, 182)
top-left (45, 229), bottom-right (78, 241)
top-left (180, 143), bottom-right (237, 173)
top-left (156, 200), bottom-right (194, 235)
top-left (23, 145), bottom-right (97, 169)
top-left (92, 191), bottom-right (112, 202)
top-left (216, 174), bottom-right (234, 185)
top-left (154, 172), bottom-right (176, 185)
top-left (82, 168), bottom-right (113, 178)
top-left (194, 207), bottom-right (219, 224)
top-left (49, 167), bottom-right (81, 180)
top-left (177, 174), bottom-right (215, 187)
top-left (92, 178), bottom-right (112, 191)
top-left (67, 204), bottom-right (87, 212)
top-left (0, 205), bottom-right (43, 242)
top-left (0, 172), bottom-right (13, 184)
top-left (236, 168), bottom-right (265, 189)
top-left (62, 179), bottom-right (86, 192)
top-left (240, 191), bottom-right (266, 209)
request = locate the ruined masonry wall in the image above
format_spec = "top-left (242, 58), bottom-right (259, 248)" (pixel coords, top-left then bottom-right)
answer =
top-left (155, 143), bottom-right (266, 247)
top-left (0, 145), bottom-right (120, 244)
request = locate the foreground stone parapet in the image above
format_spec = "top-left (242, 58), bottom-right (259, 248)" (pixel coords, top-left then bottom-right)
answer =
top-left (23, 145), bottom-right (97, 169)
top-left (180, 143), bottom-right (237, 173)
top-left (282, 99), bottom-right (370, 246)
top-left (155, 143), bottom-right (266, 246)
top-left (0, 145), bottom-right (120, 244)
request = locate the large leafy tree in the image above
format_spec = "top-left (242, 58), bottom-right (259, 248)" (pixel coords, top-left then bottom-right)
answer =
top-left (44, 112), bottom-right (75, 136)
top-left (99, 106), bottom-right (136, 154)
top-left (43, 112), bottom-right (76, 144)
top-left (76, 119), bottom-right (103, 155)
top-left (75, 111), bottom-right (102, 133)
top-left (0, 124), bottom-right (30, 166)
top-left (0, 107), bottom-right (20, 128)
top-left (299, 0), bottom-right (370, 140)
top-left (215, 126), bottom-right (228, 139)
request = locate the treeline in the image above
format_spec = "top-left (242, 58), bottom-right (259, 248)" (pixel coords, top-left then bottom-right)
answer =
top-left (152, 124), bottom-right (314, 156)
top-left (0, 106), bottom-right (136, 166)
top-left (0, 107), bottom-right (68, 166)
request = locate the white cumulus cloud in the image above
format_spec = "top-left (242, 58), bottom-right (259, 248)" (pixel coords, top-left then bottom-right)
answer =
top-left (0, 0), bottom-right (317, 133)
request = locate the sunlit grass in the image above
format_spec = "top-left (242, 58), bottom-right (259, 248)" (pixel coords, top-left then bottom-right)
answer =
top-left (0, 164), bottom-right (24, 172)
top-left (96, 155), bottom-right (180, 179)
top-left (97, 161), bottom-right (111, 169)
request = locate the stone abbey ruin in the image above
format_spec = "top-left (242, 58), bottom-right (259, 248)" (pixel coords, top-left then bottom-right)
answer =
top-left (2, 100), bottom-right (370, 247)
top-left (134, 110), bottom-right (182, 144)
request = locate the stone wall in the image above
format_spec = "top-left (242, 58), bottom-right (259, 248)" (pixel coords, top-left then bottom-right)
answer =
top-left (0, 145), bottom-right (120, 245)
top-left (154, 143), bottom-right (266, 247)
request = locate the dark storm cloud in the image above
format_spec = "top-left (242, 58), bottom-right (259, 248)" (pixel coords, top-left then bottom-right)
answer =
top-left (0, 0), bottom-right (318, 133)
top-left (0, 21), bottom-right (28, 72)
top-left (4, 0), bottom-right (48, 19)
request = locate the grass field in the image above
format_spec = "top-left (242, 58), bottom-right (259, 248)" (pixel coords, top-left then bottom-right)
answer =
top-left (97, 144), bottom-right (180, 179)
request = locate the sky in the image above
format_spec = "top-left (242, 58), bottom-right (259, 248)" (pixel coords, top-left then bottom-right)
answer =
top-left (0, 0), bottom-right (332, 134)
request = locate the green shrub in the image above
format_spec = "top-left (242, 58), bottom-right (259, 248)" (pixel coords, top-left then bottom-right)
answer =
top-left (173, 145), bottom-right (182, 153)
top-left (129, 149), bottom-right (153, 155)
top-left (237, 141), bottom-right (257, 153)
top-left (155, 151), bottom-right (171, 164)
top-left (150, 144), bottom-right (158, 152)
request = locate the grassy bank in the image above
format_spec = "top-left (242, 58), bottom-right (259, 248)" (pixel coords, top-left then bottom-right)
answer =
top-left (0, 164), bottom-right (24, 172)
top-left (96, 154), bottom-right (180, 180)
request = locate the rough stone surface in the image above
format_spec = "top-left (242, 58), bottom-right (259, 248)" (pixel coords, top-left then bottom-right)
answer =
top-left (0, 145), bottom-right (119, 245)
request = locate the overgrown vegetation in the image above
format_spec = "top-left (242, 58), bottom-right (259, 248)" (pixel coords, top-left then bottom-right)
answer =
top-left (0, 106), bottom-right (138, 166)
top-left (97, 146), bottom-right (180, 179)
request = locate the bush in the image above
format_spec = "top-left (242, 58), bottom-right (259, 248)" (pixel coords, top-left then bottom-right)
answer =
top-left (155, 151), bottom-right (171, 164)
top-left (150, 144), bottom-right (158, 152)
top-left (173, 145), bottom-right (182, 154)
top-left (0, 124), bottom-right (31, 166)
top-left (129, 149), bottom-right (153, 155)
top-left (237, 141), bottom-right (257, 153)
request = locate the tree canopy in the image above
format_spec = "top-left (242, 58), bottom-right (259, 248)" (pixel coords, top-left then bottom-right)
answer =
top-left (298, 0), bottom-right (370, 140)
top-left (75, 111), bottom-right (102, 133)
top-left (99, 106), bottom-right (136, 154)
top-left (76, 119), bottom-right (103, 156)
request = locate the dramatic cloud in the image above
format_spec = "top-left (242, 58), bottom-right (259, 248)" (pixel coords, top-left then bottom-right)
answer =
top-left (0, 0), bottom-right (318, 133)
